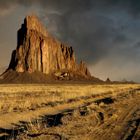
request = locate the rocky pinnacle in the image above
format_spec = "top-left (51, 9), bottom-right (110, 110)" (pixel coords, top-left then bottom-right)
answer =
top-left (8, 15), bottom-right (91, 78)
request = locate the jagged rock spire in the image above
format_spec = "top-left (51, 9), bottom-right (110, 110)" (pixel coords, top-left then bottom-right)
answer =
top-left (7, 15), bottom-right (91, 78)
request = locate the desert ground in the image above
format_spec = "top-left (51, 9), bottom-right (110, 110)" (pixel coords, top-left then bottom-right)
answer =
top-left (0, 84), bottom-right (139, 140)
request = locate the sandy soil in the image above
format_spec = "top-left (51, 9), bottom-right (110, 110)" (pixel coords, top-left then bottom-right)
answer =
top-left (0, 84), bottom-right (139, 140)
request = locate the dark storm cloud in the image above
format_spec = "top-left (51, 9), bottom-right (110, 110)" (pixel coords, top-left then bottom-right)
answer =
top-left (31, 0), bottom-right (140, 63)
top-left (1, 0), bottom-right (140, 17)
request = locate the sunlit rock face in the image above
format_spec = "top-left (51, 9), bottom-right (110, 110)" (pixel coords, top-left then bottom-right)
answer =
top-left (8, 15), bottom-right (91, 77)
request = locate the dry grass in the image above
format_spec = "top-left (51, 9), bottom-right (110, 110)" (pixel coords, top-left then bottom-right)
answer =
top-left (0, 84), bottom-right (139, 113)
top-left (0, 84), bottom-right (140, 140)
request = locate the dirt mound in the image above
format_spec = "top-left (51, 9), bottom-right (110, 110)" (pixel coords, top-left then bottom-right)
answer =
top-left (0, 70), bottom-right (50, 84)
top-left (0, 70), bottom-right (102, 84)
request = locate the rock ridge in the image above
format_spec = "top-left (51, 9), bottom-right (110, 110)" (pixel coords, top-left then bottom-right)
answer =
top-left (5, 15), bottom-right (91, 80)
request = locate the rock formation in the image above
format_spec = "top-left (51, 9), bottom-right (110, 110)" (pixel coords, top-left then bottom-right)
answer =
top-left (106, 78), bottom-right (111, 83)
top-left (7, 15), bottom-right (91, 79)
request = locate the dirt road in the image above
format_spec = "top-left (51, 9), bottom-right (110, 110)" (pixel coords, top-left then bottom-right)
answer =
top-left (0, 84), bottom-right (139, 140)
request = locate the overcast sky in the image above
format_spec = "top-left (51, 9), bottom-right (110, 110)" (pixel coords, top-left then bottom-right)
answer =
top-left (0, 0), bottom-right (140, 82)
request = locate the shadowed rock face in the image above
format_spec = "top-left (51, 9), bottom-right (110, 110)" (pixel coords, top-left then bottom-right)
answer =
top-left (7, 15), bottom-right (91, 78)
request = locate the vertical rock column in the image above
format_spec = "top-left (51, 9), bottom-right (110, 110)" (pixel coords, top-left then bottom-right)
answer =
top-left (7, 15), bottom-right (91, 77)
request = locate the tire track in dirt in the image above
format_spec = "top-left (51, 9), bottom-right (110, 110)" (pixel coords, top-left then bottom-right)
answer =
top-left (88, 90), bottom-right (140, 140)
top-left (122, 109), bottom-right (140, 140)
top-left (0, 88), bottom-right (139, 140)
